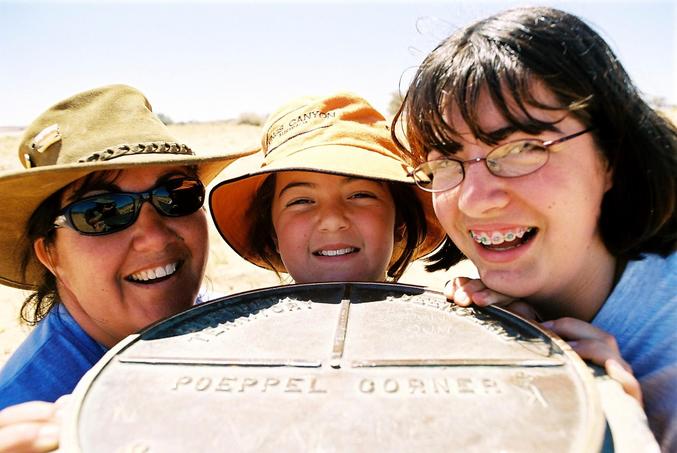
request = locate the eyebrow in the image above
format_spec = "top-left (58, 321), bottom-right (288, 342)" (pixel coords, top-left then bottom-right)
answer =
top-left (277, 181), bottom-right (316, 198)
top-left (277, 176), bottom-right (384, 198)
top-left (485, 126), bottom-right (519, 143)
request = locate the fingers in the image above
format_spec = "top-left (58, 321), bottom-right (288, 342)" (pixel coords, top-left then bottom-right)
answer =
top-left (0, 402), bottom-right (56, 428)
top-left (0, 422), bottom-right (59, 453)
top-left (502, 301), bottom-right (540, 321)
top-left (541, 318), bottom-right (620, 352)
top-left (540, 318), bottom-right (643, 405)
top-left (605, 359), bottom-right (643, 405)
top-left (444, 277), bottom-right (516, 307)
top-left (0, 402), bottom-right (60, 453)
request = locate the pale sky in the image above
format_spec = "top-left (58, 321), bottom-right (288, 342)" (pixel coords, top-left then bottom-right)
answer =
top-left (0, 0), bottom-right (675, 127)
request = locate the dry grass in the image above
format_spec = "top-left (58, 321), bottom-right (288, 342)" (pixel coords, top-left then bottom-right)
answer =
top-left (0, 121), bottom-right (466, 367)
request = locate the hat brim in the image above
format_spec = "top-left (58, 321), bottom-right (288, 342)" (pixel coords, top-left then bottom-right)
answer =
top-left (0, 148), bottom-right (255, 290)
top-left (210, 148), bottom-right (444, 275)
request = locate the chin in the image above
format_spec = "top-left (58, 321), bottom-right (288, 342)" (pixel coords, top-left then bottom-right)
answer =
top-left (479, 270), bottom-right (534, 299)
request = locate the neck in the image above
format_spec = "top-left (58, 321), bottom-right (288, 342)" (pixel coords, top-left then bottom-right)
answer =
top-left (57, 285), bottom-right (119, 348)
top-left (529, 253), bottom-right (618, 322)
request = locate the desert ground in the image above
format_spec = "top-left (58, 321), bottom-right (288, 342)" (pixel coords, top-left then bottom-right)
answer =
top-left (0, 120), bottom-right (476, 368)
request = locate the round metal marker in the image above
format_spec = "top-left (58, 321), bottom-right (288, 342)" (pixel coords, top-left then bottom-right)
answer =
top-left (63, 282), bottom-right (605, 452)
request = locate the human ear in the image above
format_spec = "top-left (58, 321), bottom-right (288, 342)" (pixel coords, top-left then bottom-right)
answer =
top-left (34, 237), bottom-right (57, 276)
top-left (603, 161), bottom-right (614, 192)
top-left (271, 232), bottom-right (279, 253)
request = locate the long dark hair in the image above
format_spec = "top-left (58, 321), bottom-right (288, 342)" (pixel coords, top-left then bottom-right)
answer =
top-left (394, 6), bottom-right (676, 271)
top-left (19, 172), bottom-right (120, 324)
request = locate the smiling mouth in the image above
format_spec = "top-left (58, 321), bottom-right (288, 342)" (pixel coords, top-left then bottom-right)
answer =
top-left (469, 227), bottom-right (538, 251)
top-left (313, 247), bottom-right (359, 257)
top-left (127, 261), bottom-right (182, 284)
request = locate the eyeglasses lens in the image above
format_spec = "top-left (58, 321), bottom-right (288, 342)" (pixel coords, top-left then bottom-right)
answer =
top-left (64, 178), bottom-right (204, 235)
top-left (416, 140), bottom-right (550, 192)
top-left (489, 141), bottom-right (548, 177)
top-left (427, 161), bottom-right (463, 192)
top-left (69, 194), bottom-right (136, 234)
top-left (154, 178), bottom-right (204, 216)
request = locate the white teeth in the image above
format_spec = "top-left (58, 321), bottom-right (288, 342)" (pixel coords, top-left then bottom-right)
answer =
top-left (317, 248), bottom-right (356, 256)
top-left (470, 227), bottom-right (533, 245)
top-left (130, 262), bottom-right (178, 282)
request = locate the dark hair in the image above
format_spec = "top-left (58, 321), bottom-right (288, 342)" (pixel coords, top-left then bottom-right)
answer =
top-left (247, 174), bottom-right (280, 277)
top-left (394, 6), bottom-right (676, 271)
top-left (247, 173), bottom-right (428, 281)
top-left (20, 190), bottom-right (62, 325)
top-left (19, 167), bottom-right (200, 324)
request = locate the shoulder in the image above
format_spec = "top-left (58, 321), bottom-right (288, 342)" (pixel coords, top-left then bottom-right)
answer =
top-left (0, 306), bottom-right (106, 409)
top-left (612, 253), bottom-right (676, 301)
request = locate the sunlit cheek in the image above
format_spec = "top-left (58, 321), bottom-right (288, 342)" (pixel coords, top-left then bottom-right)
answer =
top-left (432, 191), bottom-right (458, 224)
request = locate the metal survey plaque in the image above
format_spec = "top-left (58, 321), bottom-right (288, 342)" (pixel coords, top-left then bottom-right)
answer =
top-left (63, 282), bottom-right (605, 452)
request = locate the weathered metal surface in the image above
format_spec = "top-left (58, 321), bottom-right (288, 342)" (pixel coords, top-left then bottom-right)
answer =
top-left (63, 282), bottom-right (604, 452)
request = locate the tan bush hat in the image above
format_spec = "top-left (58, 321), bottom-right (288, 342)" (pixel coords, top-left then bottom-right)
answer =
top-left (209, 92), bottom-right (444, 273)
top-left (0, 84), bottom-right (255, 290)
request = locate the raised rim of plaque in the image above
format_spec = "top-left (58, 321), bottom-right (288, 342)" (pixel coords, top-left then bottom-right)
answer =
top-left (61, 282), bottom-right (606, 452)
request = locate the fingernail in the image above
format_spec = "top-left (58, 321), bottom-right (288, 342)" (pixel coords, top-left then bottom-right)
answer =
top-left (541, 321), bottom-right (554, 329)
top-left (568, 340), bottom-right (578, 348)
top-left (606, 359), bottom-right (630, 374)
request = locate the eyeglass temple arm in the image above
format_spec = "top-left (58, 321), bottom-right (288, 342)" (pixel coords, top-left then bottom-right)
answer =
top-left (543, 128), bottom-right (594, 146)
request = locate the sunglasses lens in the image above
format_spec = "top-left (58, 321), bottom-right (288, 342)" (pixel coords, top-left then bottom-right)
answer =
top-left (152, 178), bottom-right (205, 216)
top-left (68, 194), bottom-right (136, 234)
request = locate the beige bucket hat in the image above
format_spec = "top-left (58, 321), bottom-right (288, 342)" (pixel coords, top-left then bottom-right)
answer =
top-left (209, 92), bottom-right (444, 274)
top-left (0, 84), bottom-right (255, 290)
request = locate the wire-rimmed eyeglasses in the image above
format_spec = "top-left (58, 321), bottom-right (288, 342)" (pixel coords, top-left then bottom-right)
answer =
top-left (409, 128), bottom-right (594, 193)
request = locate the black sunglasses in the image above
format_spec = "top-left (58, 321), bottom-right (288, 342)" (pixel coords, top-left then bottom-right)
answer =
top-left (53, 177), bottom-right (205, 235)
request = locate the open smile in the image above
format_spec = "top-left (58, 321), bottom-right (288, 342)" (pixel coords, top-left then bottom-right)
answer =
top-left (126, 261), bottom-right (182, 284)
top-left (313, 247), bottom-right (359, 257)
top-left (469, 227), bottom-right (538, 251)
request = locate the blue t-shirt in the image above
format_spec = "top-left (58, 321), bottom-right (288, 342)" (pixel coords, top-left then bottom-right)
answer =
top-left (0, 303), bottom-right (107, 409)
top-left (0, 291), bottom-right (215, 410)
top-left (593, 253), bottom-right (677, 452)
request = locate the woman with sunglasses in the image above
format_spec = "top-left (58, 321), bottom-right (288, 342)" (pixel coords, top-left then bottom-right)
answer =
top-left (0, 85), bottom-right (251, 451)
top-left (395, 6), bottom-right (676, 450)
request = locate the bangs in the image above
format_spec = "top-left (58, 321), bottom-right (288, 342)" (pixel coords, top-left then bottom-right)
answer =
top-left (403, 21), bottom-right (578, 160)
top-left (66, 170), bottom-right (124, 204)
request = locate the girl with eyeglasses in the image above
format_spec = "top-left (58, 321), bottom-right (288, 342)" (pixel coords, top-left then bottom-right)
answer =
top-left (209, 92), bottom-right (444, 285)
top-left (394, 7), bottom-right (676, 450)
top-left (0, 85), bottom-right (250, 451)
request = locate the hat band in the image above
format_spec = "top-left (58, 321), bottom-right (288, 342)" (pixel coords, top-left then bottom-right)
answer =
top-left (77, 142), bottom-right (194, 163)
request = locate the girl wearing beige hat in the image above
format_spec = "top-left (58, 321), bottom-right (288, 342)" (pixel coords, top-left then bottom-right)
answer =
top-left (0, 85), bottom-right (251, 451)
top-left (210, 92), bottom-right (444, 284)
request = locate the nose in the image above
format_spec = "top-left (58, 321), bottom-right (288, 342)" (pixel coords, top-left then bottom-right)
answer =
top-left (130, 202), bottom-right (178, 251)
top-left (456, 161), bottom-right (510, 216)
top-left (317, 202), bottom-right (350, 232)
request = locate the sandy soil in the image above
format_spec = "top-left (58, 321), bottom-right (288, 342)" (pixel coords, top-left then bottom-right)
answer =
top-left (0, 121), bottom-right (475, 368)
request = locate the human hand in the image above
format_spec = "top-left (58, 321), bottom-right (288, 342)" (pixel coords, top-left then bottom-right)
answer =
top-left (443, 277), bottom-right (539, 319)
top-left (540, 318), bottom-right (643, 405)
top-left (0, 395), bottom-right (70, 452)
